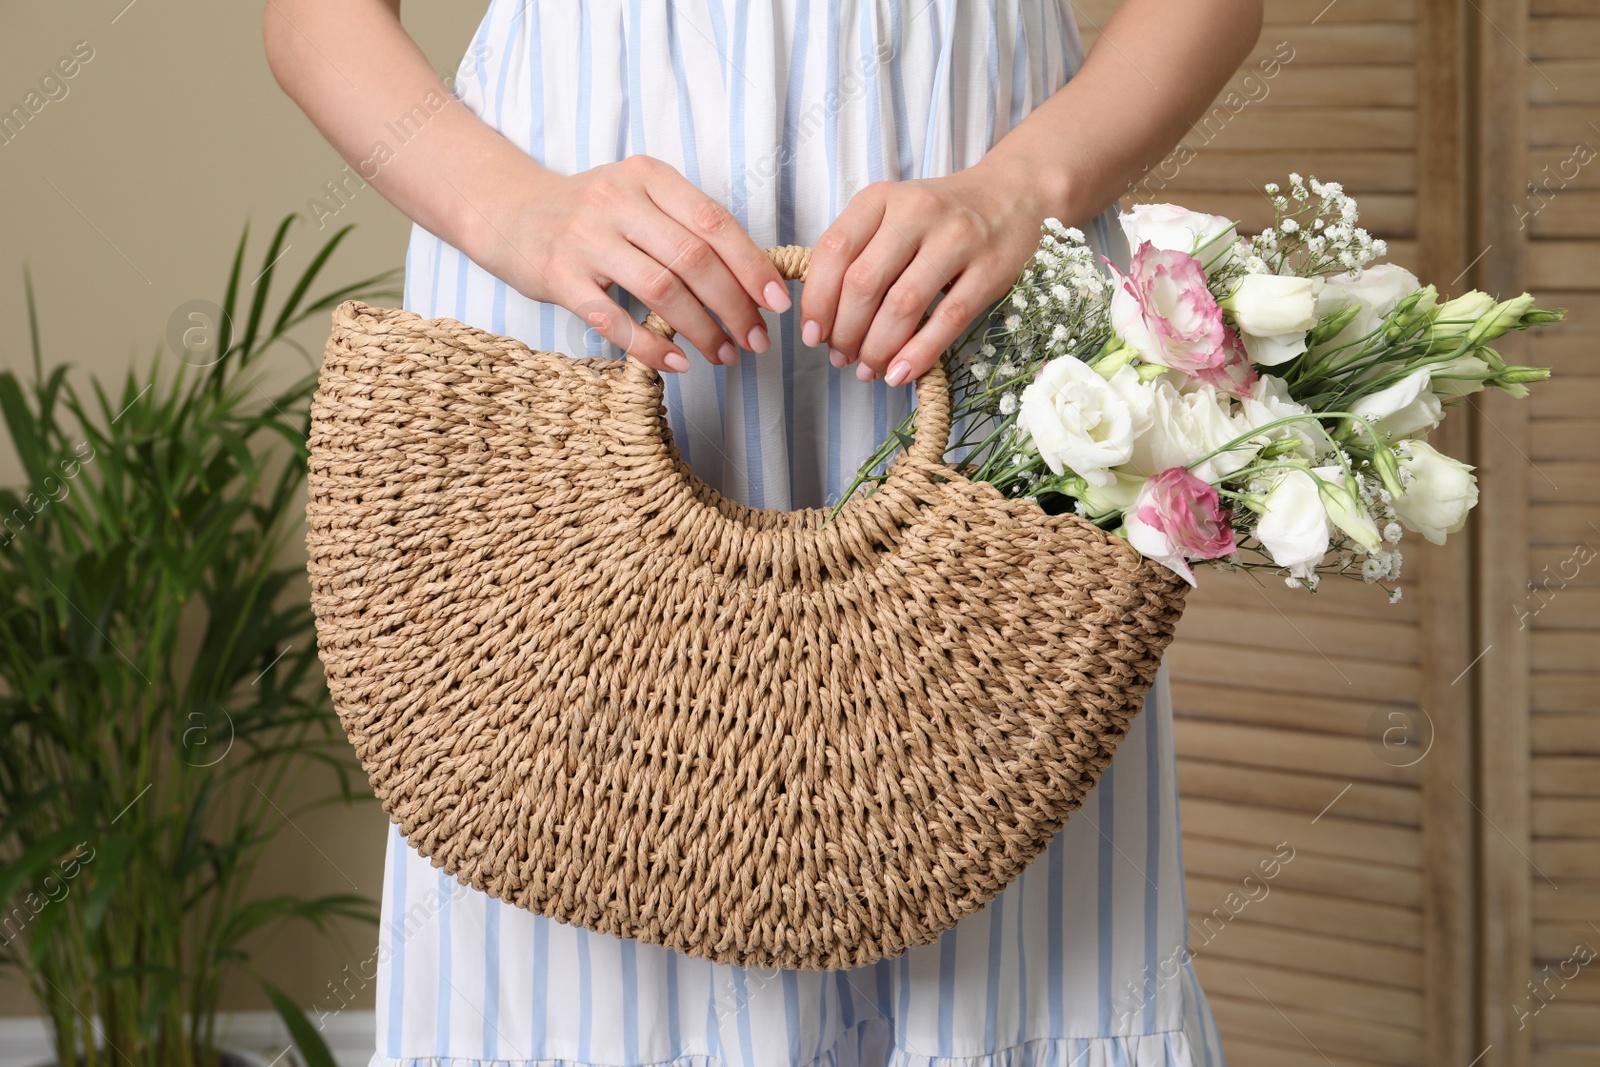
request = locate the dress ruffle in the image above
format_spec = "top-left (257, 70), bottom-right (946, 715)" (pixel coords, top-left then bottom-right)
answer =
top-left (367, 1024), bottom-right (1205, 1067)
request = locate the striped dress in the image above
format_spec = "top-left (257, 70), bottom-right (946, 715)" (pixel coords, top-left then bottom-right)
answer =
top-left (374, 2), bottom-right (1228, 1064)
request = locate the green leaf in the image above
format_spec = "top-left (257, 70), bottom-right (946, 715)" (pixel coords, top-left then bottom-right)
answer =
top-left (240, 215), bottom-right (299, 364)
top-left (272, 225), bottom-right (354, 337)
top-left (261, 977), bottom-right (341, 1067)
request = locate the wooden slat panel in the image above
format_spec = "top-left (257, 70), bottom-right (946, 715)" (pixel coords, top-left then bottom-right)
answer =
top-left (1531, 380), bottom-right (1600, 417)
top-left (1186, 875), bottom-right (1424, 948)
top-left (1194, 956), bottom-right (1424, 1025)
top-left (1181, 602), bottom-right (1419, 664)
top-left (1530, 420), bottom-right (1599, 462)
top-left (1178, 757), bottom-right (1423, 825)
top-left (1529, 17), bottom-right (1600, 59)
top-left (1207, 992), bottom-right (1423, 1064)
top-left (1171, 108), bottom-right (1416, 151)
top-left (1180, 797), bottom-right (1423, 865)
top-left (1250, 66), bottom-right (1417, 107)
top-left (1196, 921), bottom-right (1424, 988)
top-left (1532, 797), bottom-right (1600, 836)
top-left (1183, 837), bottom-right (1424, 907)
top-left (1169, 642), bottom-right (1419, 703)
top-left (1132, 149), bottom-right (1417, 192)
top-left (1533, 882), bottom-right (1600, 920)
top-left (1534, 672), bottom-right (1599, 713)
top-left (1173, 680), bottom-right (1413, 736)
top-left (1528, 243), bottom-right (1600, 289)
top-left (1528, 60), bottom-right (1600, 102)
top-left (1174, 719), bottom-right (1425, 783)
top-left (1534, 757), bottom-right (1600, 796)
top-left (1531, 714), bottom-right (1600, 754)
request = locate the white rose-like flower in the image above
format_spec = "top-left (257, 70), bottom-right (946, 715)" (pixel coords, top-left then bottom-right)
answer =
top-left (1119, 203), bottom-right (1239, 264)
top-left (1016, 358), bottom-right (1154, 487)
top-left (1238, 375), bottom-right (1322, 457)
top-left (1311, 465), bottom-right (1383, 552)
top-left (1428, 354), bottom-right (1491, 399)
top-left (1313, 264), bottom-right (1423, 353)
top-left (1125, 380), bottom-right (1261, 485)
top-left (1255, 469), bottom-right (1330, 580)
top-left (1350, 367), bottom-right (1443, 440)
top-left (1077, 470), bottom-right (1146, 518)
top-left (1392, 442), bottom-right (1478, 545)
top-left (1221, 274), bottom-right (1321, 367)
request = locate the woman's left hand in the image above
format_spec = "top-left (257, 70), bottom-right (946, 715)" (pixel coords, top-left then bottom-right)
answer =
top-left (799, 158), bottom-right (1070, 386)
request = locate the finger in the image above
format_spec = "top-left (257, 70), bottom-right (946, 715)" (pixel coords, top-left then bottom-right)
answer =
top-left (855, 248), bottom-right (959, 380)
top-left (621, 213), bottom-right (761, 363)
top-left (828, 223), bottom-right (920, 375)
top-left (564, 284), bottom-right (690, 373)
top-left (880, 269), bottom-right (1001, 387)
top-left (606, 241), bottom-right (741, 367)
top-left (644, 164), bottom-right (793, 323)
top-left (799, 182), bottom-right (891, 358)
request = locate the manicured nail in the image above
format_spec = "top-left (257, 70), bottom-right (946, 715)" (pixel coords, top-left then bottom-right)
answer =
top-left (828, 347), bottom-right (846, 368)
top-left (747, 323), bottom-right (769, 353)
top-left (717, 340), bottom-right (737, 365)
top-left (884, 360), bottom-right (910, 386)
top-left (802, 318), bottom-right (821, 347)
top-left (664, 350), bottom-right (690, 372)
top-left (855, 361), bottom-right (874, 382)
top-left (764, 280), bottom-right (792, 313)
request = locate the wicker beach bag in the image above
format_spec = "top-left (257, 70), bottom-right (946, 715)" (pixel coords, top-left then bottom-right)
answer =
top-left (304, 244), bottom-right (1190, 972)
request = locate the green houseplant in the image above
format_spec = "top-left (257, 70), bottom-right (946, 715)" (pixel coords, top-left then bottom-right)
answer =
top-left (0, 216), bottom-right (399, 1067)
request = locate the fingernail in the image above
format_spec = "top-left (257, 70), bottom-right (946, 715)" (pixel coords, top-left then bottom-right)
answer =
top-left (764, 280), bottom-right (792, 313)
top-left (855, 361), bottom-right (874, 382)
top-left (717, 340), bottom-right (737, 365)
top-left (802, 318), bottom-right (821, 347)
top-left (664, 350), bottom-right (690, 372)
top-left (828, 347), bottom-right (846, 368)
top-left (747, 323), bottom-right (769, 353)
top-left (884, 360), bottom-right (909, 386)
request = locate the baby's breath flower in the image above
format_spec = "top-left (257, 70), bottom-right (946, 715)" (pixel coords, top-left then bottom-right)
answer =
top-left (999, 392), bottom-right (1019, 415)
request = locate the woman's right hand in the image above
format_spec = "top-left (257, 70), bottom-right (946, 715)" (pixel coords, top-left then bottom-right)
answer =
top-left (264, 0), bottom-right (787, 374)
top-left (484, 154), bottom-right (793, 372)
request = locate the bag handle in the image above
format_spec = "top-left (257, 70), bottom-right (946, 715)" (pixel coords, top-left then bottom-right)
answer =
top-left (634, 244), bottom-right (954, 470)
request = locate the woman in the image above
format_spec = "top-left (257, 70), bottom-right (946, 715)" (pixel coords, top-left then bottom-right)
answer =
top-left (265, 2), bottom-right (1261, 1063)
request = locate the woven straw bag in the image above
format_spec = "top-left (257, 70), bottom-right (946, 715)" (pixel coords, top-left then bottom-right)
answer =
top-left (305, 244), bottom-right (1189, 972)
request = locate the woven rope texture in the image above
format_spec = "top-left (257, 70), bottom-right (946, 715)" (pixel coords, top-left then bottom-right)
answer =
top-left (304, 245), bottom-right (1190, 971)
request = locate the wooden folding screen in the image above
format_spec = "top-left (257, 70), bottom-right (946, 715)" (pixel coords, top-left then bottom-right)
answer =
top-left (1075, 1), bottom-right (1479, 1062)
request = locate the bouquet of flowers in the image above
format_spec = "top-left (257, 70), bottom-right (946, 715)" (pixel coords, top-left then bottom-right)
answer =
top-left (833, 175), bottom-right (1559, 598)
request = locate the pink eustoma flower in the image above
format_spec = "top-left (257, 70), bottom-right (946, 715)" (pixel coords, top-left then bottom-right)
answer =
top-left (1124, 466), bottom-right (1237, 586)
top-left (1106, 241), bottom-right (1228, 379)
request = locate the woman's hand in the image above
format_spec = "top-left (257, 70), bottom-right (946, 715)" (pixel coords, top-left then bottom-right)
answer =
top-left (488, 153), bottom-right (793, 372)
top-left (797, 0), bottom-right (1265, 388)
top-left (799, 157), bottom-right (1068, 386)
top-left (264, 0), bottom-right (788, 375)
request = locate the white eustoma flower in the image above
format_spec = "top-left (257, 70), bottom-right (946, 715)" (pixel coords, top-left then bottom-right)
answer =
top-left (1255, 469), bottom-right (1330, 580)
top-left (1312, 465), bottom-right (1383, 552)
top-left (1312, 264), bottom-right (1423, 353)
top-left (1016, 358), bottom-right (1154, 486)
top-left (1125, 380), bottom-right (1261, 485)
top-left (1238, 374), bottom-right (1322, 457)
top-left (1428, 354), bottom-right (1491, 399)
top-left (1222, 274), bottom-right (1321, 367)
top-left (1350, 367), bottom-right (1443, 439)
top-left (1392, 442), bottom-right (1478, 545)
top-left (1077, 470), bottom-right (1146, 518)
top-left (1119, 203), bottom-right (1240, 266)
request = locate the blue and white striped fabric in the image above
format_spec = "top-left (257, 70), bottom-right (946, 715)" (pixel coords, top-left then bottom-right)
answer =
top-left (375, 2), bottom-right (1228, 1064)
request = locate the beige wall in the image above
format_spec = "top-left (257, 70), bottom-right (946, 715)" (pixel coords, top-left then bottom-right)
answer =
top-left (0, 0), bottom-right (487, 1015)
